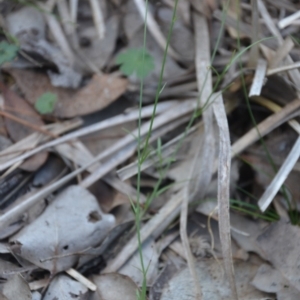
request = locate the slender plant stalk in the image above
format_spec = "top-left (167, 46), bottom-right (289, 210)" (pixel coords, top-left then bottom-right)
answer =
top-left (133, 2), bottom-right (284, 298)
top-left (135, 0), bottom-right (150, 297)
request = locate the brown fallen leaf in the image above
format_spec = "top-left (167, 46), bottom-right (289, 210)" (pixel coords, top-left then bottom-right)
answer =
top-left (9, 69), bottom-right (128, 118)
top-left (0, 102), bottom-right (8, 137)
top-left (0, 81), bottom-right (48, 171)
top-left (88, 180), bottom-right (130, 214)
top-left (0, 81), bottom-right (45, 141)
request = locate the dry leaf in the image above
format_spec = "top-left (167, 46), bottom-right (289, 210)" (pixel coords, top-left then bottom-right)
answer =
top-left (88, 180), bottom-right (130, 213)
top-left (256, 219), bottom-right (300, 291)
top-left (90, 273), bottom-right (139, 300)
top-left (160, 260), bottom-right (271, 300)
top-left (31, 292), bottom-right (41, 300)
top-left (189, 0), bottom-right (216, 17)
top-left (0, 82), bottom-right (44, 141)
top-left (157, 7), bottom-right (194, 62)
top-left (2, 274), bottom-right (31, 300)
top-left (246, 130), bottom-right (300, 201)
top-left (150, 256), bottom-right (186, 300)
top-left (80, 121), bottom-right (136, 156)
top-left (123, 0), bottom-right (144, 40)
top-left (43, 275), bottom-right (88, 300)
top-left (188, 210), bottom-right (248, 260)
top-left (252, 264), bottom-right (299, 300)
top-left (77, 220), bottom-right (135, 269)
top-left (78, 15), bottom-right (119, 70)
top-left (32, 154), bottom-right (66, 187)
top-left (0, 258), bottom-right (24, 280)
top-left (177, 0), bottom-right (191, 26)
top-left (118, 237), bottom-right (159, 286)
top-left (0, 81), bottom-right (48, 171)
top-left (0, 119), bottom-right (81, 170)
top-left (9, 185), bottom-right (116, 274)
top-left (0, 243), bottom-right (9, 254)
top-left (168, 125), bottom-right (204, 184)
top-left (230, 213), bottom-right (268, 259)
top-left (9, 69), bottom-right (128, 118)
top-left (6, 7), bottom-right (82, 88)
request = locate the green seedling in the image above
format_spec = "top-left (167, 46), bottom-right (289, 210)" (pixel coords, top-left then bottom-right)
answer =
top-left (116, 48), bottom-right (155, 79)
top-left (35, 92), bottom-right (57, 114)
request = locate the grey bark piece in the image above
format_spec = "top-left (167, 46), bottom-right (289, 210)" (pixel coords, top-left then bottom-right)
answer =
top-left (10, 185), bottom-right (115, 274)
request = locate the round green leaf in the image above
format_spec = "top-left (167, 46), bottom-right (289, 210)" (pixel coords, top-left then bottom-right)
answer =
top-left (35, 92), bottom-right (57, 114)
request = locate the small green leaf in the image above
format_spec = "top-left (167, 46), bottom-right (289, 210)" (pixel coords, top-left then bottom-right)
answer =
top-left (35, 92), bottom-right (57, 114)
top-left (0, 41), bottom-right (19, 65)
top-left (116, 48), bottom-right (155, 79)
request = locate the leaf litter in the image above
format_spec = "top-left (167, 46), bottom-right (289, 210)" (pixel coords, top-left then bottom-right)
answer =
top-left (0, 0), bottom-right (300, 299)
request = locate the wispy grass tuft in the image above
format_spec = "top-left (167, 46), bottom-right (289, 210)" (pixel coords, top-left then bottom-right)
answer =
top-left (133, 1), bottom-right (286, 298)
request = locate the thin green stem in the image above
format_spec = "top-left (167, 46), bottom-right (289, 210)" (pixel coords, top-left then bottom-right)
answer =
top-left (136, 0), bottom-right (150, 298)
top-left (141, 0), bottom-right (180, 162)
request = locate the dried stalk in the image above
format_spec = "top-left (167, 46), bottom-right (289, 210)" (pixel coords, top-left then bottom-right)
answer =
top-left (89, 0), bottom-right (105, 39)
top-left (213, 93), bottom-right (238, 299)
top-left (133, 0), bottom-right (180, 60)
top-left (232, 99), bottom-right (300, 157)
top-left (248, 0), bottom-right (260, 68)
top-left (0, 101), bottom-right (196, 228)
top-left (0, 110), bottom-right (57, 138)
top-left (66, 268), bottom-right (96, 291)
top-left (269, 36), bottom-right (294, 68)
top-left (249, 59), bottom-right (267, 97)
top-left (41, 1), bottom-right (76, 65)
top-left (0, 101), bottom-right (179, 171)
top-left (69, 0), bottom-right (78, 24)
top-left (258, 136), bottom-right (300, 212)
